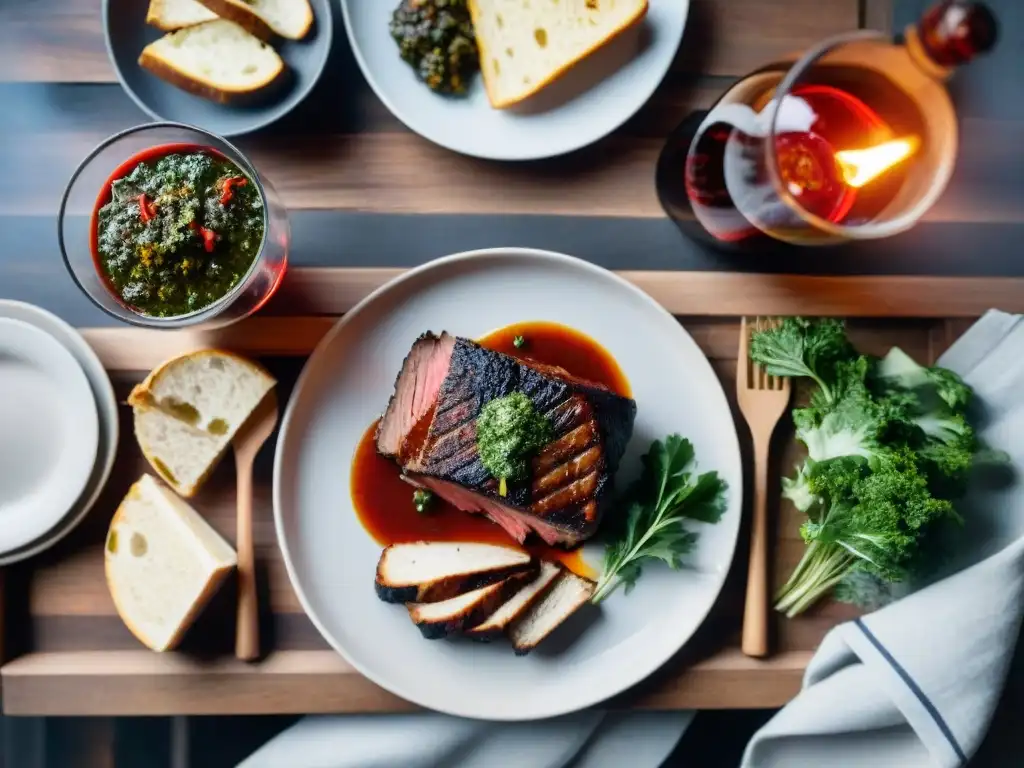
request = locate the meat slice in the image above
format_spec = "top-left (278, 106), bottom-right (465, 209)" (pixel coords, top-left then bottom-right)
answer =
top-left (509, 567), bottom-right (596, 655)
top-left (375, 332), bottom-right (455, 460)
top-left (406, 572), bottom-right (534, 639)
top-left (380, 335), bottom-right (637, 546)
top-left (374, 541), bottom-right (536, 604)
top-left (465, 561), bottom-right (561, 641)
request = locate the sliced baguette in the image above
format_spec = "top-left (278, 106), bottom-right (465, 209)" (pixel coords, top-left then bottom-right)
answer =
top-left (375, 541), bottom-right (536, 604)
top-left (146, 0), bottom-right (218, 31)
top-left (105, 474), bottom-right (237, 652)
top-left (139, 20), bottom-right (285, 104)
top-left (465, 560), bottom-right (561, 640)
top-left (195, 0), bottom-right (313, 40)
top-left (407, 572), bottom-right (534, 640)
top-left (469, 0), bottom-right (649, 108)
top-left (509, 566), bottom-right (595, 654)
top-left (130, 349), bottom-right (276, 497)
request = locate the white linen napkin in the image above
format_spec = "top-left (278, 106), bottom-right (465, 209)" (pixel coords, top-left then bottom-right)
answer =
top-left (236, 710), bottom-right (694, 768)
top-left (743, 310), bottom-right (1024, 768)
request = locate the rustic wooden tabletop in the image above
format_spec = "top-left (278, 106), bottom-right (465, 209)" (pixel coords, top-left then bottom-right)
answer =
top-left (1, 0), bottom-right (1023, 719)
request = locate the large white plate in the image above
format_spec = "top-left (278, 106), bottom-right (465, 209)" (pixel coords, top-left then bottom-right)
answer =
top-left (0, 301), bottom-right (120, 566)
top-left (340, 0), bottom-right (690, 160)
top-left (273, 248), bottom-right (742, 719)
top-left (0, 318), bottom-right (99, 554)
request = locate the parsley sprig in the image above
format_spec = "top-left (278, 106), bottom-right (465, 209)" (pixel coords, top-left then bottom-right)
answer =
top-left (592, 435), bottom-right (727, 604)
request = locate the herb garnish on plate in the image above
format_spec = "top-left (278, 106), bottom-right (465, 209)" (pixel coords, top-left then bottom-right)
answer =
top-left (592, 435), bottom-right (727, 604)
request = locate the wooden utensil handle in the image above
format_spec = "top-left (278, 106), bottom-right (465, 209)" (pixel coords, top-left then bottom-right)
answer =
top-left (742, 438), bottom-right (772, 658)
top-left (235, 459), bottom-right (259, 662)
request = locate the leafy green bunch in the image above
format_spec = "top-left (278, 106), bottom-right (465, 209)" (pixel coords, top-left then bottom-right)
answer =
top-left (751, 318), bottom-right (980, 617)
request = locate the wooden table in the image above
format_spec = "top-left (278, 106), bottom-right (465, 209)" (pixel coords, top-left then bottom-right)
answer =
top-left (1, 0), bottom-right (1022, 717)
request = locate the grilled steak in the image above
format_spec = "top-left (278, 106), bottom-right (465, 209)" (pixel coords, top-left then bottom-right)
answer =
top-left (377, 334), bottom-right (637, 546)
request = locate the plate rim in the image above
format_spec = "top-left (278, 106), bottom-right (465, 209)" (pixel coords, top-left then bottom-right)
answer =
top-left (338, 0), bottom-right (691, 160)
top-left (272, 247), bottom-right (742, 719)
top-left (100, 0), bottom-right (335, 138)
top-left (0, 316), bottom-right (100, 553)
top-left (0, 301), bottom-right (120, 566)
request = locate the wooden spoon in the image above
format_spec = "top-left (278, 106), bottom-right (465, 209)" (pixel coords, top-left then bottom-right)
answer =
top-left (233, 391), bottom-right (279, 661)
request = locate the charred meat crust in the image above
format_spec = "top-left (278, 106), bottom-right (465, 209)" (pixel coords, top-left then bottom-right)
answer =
top-left (375, 557), bottom-right (538, 604)
top-left (408, 572), bottom-right (535, 640)
top-left (408, 338), bottom-right (636, 543)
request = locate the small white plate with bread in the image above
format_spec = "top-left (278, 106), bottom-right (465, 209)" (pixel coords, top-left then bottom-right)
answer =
top-left (342, 0), bottom-right (690, 160)
top-left (104, 0), bottom-right (333, 136)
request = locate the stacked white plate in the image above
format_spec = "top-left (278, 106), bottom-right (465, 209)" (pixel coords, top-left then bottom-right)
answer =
top-left (0, 301), bottom-right (119, 565)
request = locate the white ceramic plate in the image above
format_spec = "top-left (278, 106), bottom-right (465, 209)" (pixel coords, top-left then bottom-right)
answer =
top-left (340, 0), bottom-right (690, 160)
top-left (0, 301), bottom-right (119, 566)
top-left (274, 248), bottom-right (742, 720)
top-left (0, 317), bottom-right (100, 554)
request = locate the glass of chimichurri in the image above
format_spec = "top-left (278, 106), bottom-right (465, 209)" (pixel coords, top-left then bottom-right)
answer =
top-left (59, 123), bottom-right (289, 328)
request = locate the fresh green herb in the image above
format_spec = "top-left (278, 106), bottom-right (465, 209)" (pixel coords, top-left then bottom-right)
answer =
top-left (513, 335), bottom-right (526, 349)
top-left (476, 392), bottom-right (553, 496)
top-left (412, 488), bottom-right (434, 514)
top-left (592, 435), bottom-right (727, 604)
top-left (751, 318), bottom-right (991, 616)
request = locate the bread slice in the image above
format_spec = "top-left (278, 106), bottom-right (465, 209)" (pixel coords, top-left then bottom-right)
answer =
top-left (465, 560), bottom-right (561, 640)
top-left (407, 572), bottom-right (534, 639)
top-left (105, 474), bottom-right (237, 652)
top-left (509, 566), bottom-right (595, 654)
top-left (146, 0), bottom-right (218, 31)
top-left (130, 349), bottom-right (276, 497)
top-left (139, 20), bottom-right (285, 104)
top-left (195, 0), bottom-right (313, 40)
top-left (375, 541), bottom-right (536, 604)
top-left (469, 0), bottom-right (649, 108)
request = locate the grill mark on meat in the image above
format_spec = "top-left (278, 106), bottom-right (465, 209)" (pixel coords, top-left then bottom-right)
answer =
top-left (387, 336), bottom-right (637, 546)
top-left (531, 470), bottom-right (600, 518)
top-left (532, 445), bottom-right (603, 496)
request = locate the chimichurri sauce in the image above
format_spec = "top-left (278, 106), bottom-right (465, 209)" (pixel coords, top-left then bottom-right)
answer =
top-left (93, 146), bottom-right (264, 318)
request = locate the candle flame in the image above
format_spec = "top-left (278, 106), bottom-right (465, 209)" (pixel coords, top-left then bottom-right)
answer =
top-left (835, 137), bottom-right (921, 189)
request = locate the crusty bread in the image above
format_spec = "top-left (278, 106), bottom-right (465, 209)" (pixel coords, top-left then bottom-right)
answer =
top-left (196, 0), bottom-right (313, 40)
top-left (130, 349), bottom-right (276, 497)
top-left (146, 0), bottom-right (218, 31)
top-left (509, 566), bottom-right (595, 654)
top-left (139, 20), bottom-right (285, 104)
top-left (469, 0), bottom-right (648, 108)
top-left (407, 572), bottom-right (533, 639)
top-left (465, 560), bottom-right (561, 640)
top-left (375, 541), bottom-right (536, 604)
top-left (105, 474), bottom-right (237, 652)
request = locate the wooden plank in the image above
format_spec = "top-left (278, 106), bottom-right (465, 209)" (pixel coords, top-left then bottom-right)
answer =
top-left (676, 0), bottom-right (859, 76)
top-left (263, 270), bottom-right (1024, 319)
top-left (11, 118), bottom-right (1024, 220)
top-left (1, 648), bottom-right (813, 715)
top-left (0, 0), bottom-right (858, 84)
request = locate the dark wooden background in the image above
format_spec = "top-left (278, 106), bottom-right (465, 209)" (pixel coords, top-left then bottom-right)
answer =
top-left (1, 0), bottom-right (1023, 331)
top-left (1, 0), bottom-right (1023, 764)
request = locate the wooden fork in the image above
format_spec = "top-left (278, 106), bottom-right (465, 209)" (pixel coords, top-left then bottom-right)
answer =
top-left (737, 317), bottom-right (792, 658)
top-left (233, 390), bottom-right (279, 662)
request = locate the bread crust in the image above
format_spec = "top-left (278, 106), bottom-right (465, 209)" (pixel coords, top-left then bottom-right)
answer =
top-left (195, 0), bottom-right (313, 40)
top-left (469, 0), bottom-right (649, 109)
top-left (145, 0), bottom-right (217, 31)
top-left (139, 44), bottom-right (284, 104)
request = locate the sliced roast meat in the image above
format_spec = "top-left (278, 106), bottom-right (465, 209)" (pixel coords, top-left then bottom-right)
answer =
top-left (509, 566), bottom-right (596, 655)
top-left (465, 561), bottom-right (562, 641)
top-left (378, 335), bottom-right (637, 547)
top-left (375, 541), bottom-right (537, 604)
top-left (406, 571), bottom-right (534, 639)
top-left (375, 332), bottom-right (455, 461)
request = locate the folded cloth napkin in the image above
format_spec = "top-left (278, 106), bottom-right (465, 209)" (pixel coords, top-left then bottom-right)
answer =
top-left (743, 310), bottom-right (1024, 768)
top-left (236, 710), bottom-right (695, 768)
